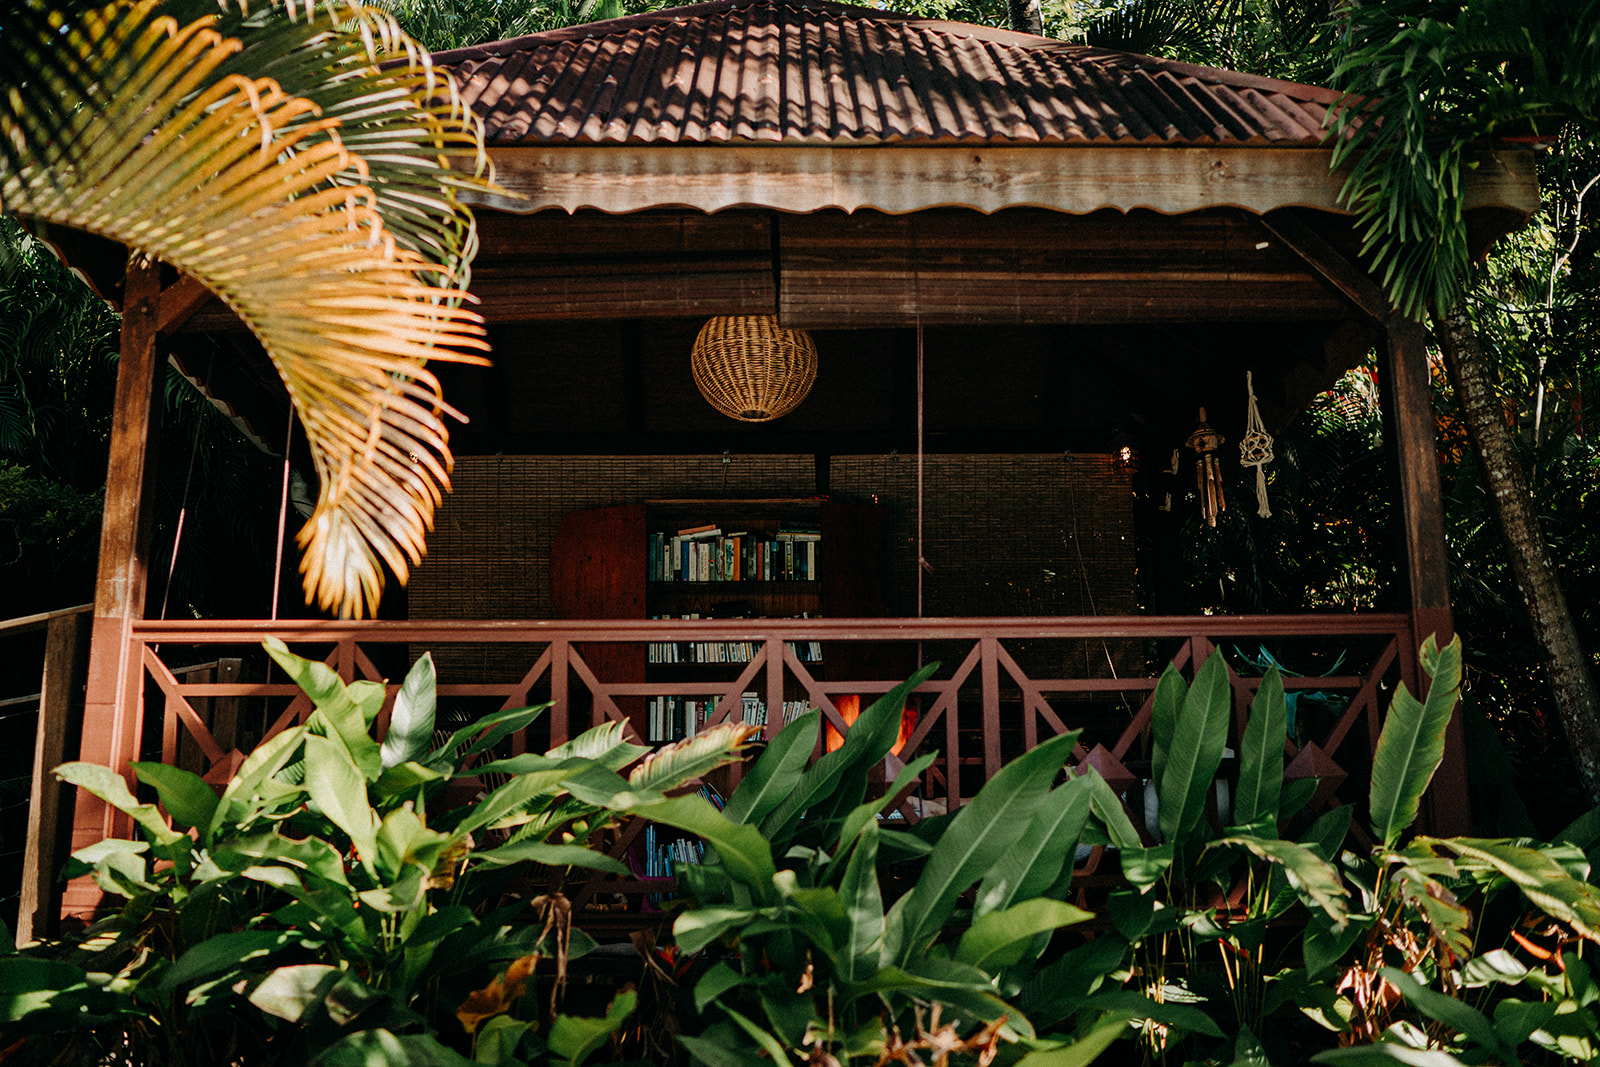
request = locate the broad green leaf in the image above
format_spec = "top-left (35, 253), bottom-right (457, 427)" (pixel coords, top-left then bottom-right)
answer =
top-left (374, 761), bottom-right (445, 798)
top-left (1234, 667), bottom-right (1286, 827)
top-left (264, 638), bottom-right (382, 778)
top-left (546, 720), bottom-right (646, 770)
top-left (249, 964), bottom-right (337, 1022)
top-left (1427, 836), bottom-right (1600, 940)
top-left (724, 711), bottom-right (819, 825)
top-left (1158, 650), bottom-right (1231, 846)
top-left (718, 1005), bottom-right (794, 1067)
top-left (762, 666), bottom-right (936, 842)
top-left (1083, 769), bottom-right (1169, 889)
top-left (1558, 803), bottom-right (1600, 849)
top-left (1312, 1044), bottom-right (1467, 1066)
top-left (1149, 665), bottom-right (1186, 781)
top-left (1369, 635), bottom-right (1462, 847)
top-left (628, 721), bottom-right (759, 793)
top-left (473, 841), bottom-right (629, 874)
top-left (304, 734), bottom-right (379, 875)
top-left (636, 794), bottom-right (777, 898)
top-left (212, 725), bottom-right (306, 837)
top-left (453, 765), bottom-right (583, 836)
top-left (1462, 949), bottom-right (1529, 987)
top-left (162, 929), bottom-right (300, 990)
top-left (1305, 912), bottom-right (1369, 979)
top-left (1213, 834), bottom-right (1350, 926)
top-left (380, 652), bottom-right (436, 769)
top-left (548, 989), bottom-right (637, 1067)
top-left (471, 753), bottom-right (571, 777)
top-left (694, 961), bottom-right (744, 1013)
top-left (0, 958), bottom-right (131, 1025)
top-left (1078, 991), bottom-right (1225, 1038)
top-left (427, 704), bottom-right (546, 767)
top-left (1014, 1013), bottom-right (1129, 1067)
top-left (54, 762), bottom-right (184, 848)
top-left (315, 1029), bottom-right (478, 1067)
top-left (1019, 934), bottom-right (1129, 1028)
top-left (1493, 998), bottom-right (1557, 1046)
top-left (955, 898), bottom-right (1091, 970)
top-left (674, 906), bottom-right (765, 955)
top-left (892, 731), bottom-right (1078, 961)
top-left (213, 830), bottom-right (350, 886)
top-left (132, 761), bottom-right (219, 836)
top-left (833, 752), bottom-right (939, 858)
top-left (976, 769), bottom-right (1092, 917)
top-left (839, 824), bottom-right (884, 983)
top-left (678, 1031), bottom-right (760, 1067)
top-left (1380, 967), bottom-right (1515, 1062)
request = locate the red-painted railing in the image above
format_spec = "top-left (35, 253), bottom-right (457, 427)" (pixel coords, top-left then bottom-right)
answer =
top-left (129, 614), bottom-right (1422, 824)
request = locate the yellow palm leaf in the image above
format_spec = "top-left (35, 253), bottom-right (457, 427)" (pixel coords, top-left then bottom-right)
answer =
top-left (1, 0), bottom-right (495, 617)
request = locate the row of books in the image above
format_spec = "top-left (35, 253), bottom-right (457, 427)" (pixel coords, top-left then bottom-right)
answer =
top-left (639, 784), bottom-right (724, 891)
top-left (646, 692), bottom-right (813, 743)
top-left (641, 825), bottom-right (704, 880)
top-left (648, 525), bottom-right (820, 583)
top-left (646, 634), bottom-right (824, 665)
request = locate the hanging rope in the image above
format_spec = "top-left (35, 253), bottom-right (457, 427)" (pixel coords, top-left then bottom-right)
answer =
top-left (159, 354), bottom-right (212, 622)
top-left (1240, 370), bottom-right (1275, 518)
top-left (271, 406), bottom-right (294, 621)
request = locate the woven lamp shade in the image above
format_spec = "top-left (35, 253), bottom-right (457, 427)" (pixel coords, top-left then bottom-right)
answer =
top-left (691, 315), bottom-right (817, 422)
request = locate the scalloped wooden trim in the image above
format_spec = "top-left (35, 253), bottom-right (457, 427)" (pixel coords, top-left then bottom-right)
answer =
top-left (472, 144), bottom-right (1538, 220)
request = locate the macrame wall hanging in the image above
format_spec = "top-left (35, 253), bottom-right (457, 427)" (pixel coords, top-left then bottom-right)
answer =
top-left (1239, 371), bottom-right (1275, 518)
top-left (1186, 408), bottom-right (1227, 527)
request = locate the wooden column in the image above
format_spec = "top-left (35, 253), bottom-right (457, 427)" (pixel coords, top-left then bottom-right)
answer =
top-left (63, 253), bottom-right (163, 920)
top-left (1381, 313), bottom-right (1467, 835)
top-left (17, 608), bottom-right (90, 945)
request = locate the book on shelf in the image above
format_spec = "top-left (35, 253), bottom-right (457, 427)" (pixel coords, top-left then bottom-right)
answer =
top-left (646, 620), bottom-right (821, 669)
top-left (644, 692), bottom-right (818, 744)
top-left (648, 523), bottom-right (821, 583)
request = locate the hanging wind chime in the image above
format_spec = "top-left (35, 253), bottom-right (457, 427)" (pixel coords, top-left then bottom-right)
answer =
top-left (1186, 407), bottom-right (1227, 527)
top-left (1240, 370), bottom-right (1275, 518)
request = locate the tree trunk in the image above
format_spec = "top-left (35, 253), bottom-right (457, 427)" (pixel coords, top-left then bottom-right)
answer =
top-left (1433, 297), bottom-right (1600, 800)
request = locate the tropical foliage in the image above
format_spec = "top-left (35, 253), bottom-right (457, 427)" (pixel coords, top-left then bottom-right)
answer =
top-left (12, 640), bottom-right (1600, 1064)
top-left (0, 0), bottom-right (496, 618)
top-left (0, 640), bottom-right (759, 1065)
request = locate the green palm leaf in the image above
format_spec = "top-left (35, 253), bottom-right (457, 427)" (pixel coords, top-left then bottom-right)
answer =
top-left (0, 0), bottom-right (495, 617)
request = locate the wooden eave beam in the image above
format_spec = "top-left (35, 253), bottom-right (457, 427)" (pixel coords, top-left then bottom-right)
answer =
top-left (470, 144), bottom-right (1539, 219)
top-left (1257, 209), bottom-right (1388, 325)
top-left (156, 274), bottom-right (215, 335)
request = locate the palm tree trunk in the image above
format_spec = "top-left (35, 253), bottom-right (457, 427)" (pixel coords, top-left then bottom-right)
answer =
top-left (1433, 297), bottom-right (1600, 800)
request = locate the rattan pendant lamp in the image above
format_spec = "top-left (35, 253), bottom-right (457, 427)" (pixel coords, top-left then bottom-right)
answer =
top-left (691, 315), bottom-right (817, 421)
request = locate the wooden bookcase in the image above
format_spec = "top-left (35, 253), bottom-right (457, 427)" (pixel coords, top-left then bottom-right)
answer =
top-left (549, 498), bottom-right (888, 741)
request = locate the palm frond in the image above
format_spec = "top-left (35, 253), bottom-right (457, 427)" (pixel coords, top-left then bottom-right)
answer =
top-left (0, 0), bottom-right (496, 616)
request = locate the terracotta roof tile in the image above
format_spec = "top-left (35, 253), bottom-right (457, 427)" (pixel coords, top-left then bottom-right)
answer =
top-left (433, 0), bottom-right (1342, 146)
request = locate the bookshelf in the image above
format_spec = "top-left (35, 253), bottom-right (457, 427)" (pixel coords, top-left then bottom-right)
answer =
top-left (550, 498), bottom-right (891, 906)
top-left (550, 498), bottom-right (888, 742)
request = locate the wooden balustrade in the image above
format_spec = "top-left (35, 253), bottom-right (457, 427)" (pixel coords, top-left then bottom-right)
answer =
top-left (127, 614), bottom-right (1424, 823)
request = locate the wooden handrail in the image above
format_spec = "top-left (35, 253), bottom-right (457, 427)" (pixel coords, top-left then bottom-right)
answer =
top-left (0, 603), bottom-right (92, 640)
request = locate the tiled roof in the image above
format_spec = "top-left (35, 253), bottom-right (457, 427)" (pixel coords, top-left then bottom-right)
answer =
top-left (434, 0), bottom-right (1343, 147)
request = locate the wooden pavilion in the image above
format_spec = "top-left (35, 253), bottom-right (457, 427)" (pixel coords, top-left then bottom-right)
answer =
top-left (23, 0), bottom-right (1539, 933)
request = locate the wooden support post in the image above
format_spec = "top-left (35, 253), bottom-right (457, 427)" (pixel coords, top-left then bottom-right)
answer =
top-left (18, 610), bottom-right (90, 946)
top-left (64, 253), bottom-right (163, 922)
top-left (1382, 314), bottom-right (1467, 835)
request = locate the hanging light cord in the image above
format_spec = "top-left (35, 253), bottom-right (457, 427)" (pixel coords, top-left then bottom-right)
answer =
top-left (911, 218), bottom-right (929, 620)
top-left (271, 406), bottom-right (293, 621)
top-left (158, 354), bottom-right (211, 622)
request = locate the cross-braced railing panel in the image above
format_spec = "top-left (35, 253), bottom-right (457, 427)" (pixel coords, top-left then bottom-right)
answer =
top-left (129, 615), bottom-right (1420, 830)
